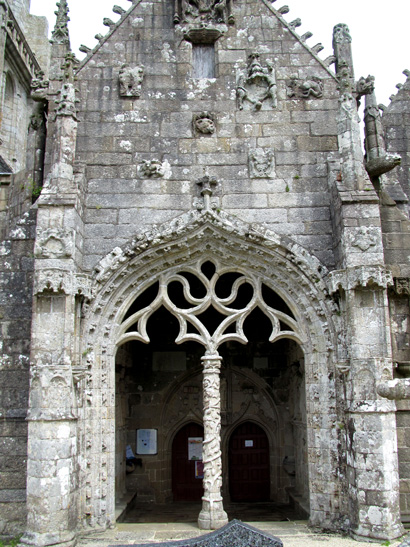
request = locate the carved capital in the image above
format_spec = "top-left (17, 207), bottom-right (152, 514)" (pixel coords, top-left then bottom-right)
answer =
top-left (34, 269), bottom-right (93, 298)
top-left (328, 265), bottom-right (393, 293)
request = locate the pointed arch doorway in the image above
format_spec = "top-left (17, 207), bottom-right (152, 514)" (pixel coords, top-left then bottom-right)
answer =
top-left (81, 212), bottom-right (343, 534)
top-left (229, 422), bottom-right (270, 502)
top-left (114, 257), bottom-right (305, 528)
top-left (172, 422), bottom-right (204, 501)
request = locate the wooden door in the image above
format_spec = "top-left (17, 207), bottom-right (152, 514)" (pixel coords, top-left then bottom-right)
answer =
top-left (229, 422), bottom-right (270, 502)
top-left (172, 423), bottom-right (204, 501)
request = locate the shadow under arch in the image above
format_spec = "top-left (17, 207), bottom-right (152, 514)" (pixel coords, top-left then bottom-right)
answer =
top-left (81, 209), bottom-right (342, 530)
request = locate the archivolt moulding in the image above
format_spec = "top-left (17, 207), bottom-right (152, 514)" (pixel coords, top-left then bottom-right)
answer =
top-left (87, 208), bottom-right (339, 357)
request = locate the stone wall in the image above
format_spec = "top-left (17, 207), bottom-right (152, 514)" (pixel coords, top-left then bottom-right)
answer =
top-left (73, 0), bottom-right (340, 272)
top-left (0, 209), bottom-right (36, 536)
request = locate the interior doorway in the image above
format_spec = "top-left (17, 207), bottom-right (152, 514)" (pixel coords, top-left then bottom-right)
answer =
top-left (229, 422), bottom-right (270, 502)
top-left (172, 422), bottom-right (204, 501)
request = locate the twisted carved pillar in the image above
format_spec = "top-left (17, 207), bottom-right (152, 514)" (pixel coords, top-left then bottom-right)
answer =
top-left (198, 353), bottom-right (228, 530)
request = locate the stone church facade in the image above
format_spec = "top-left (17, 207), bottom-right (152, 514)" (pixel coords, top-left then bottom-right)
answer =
top-left (1, 0), bottom-right (410, 545)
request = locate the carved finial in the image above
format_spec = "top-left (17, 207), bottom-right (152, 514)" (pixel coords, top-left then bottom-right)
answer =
top-left (301, 31), bottom-right (312, 41)
top-left (332, 23), bottom-right (354, 79)
top-left (289, 18), bottom-right (301, 29)
top-left (312, 43), bottom-right (324, 54)
top-left (196, 176), bottom-right (218, 211)
top-left (103, 18), bottom-right (115, 28)
top-left (113, 5), bottom-right (126, 15)
top-left (278, 5), bottom-right (289, 14)
top-left (50, 0), bottom-right (70, 45)
top-left (79, 45), bottom-right (91, 54)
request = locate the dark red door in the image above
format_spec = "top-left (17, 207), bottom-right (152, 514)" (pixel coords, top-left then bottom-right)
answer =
top-left (172, 423), bottom-right (204, 501)
top-left (229, 422), bottom-right (270, 502)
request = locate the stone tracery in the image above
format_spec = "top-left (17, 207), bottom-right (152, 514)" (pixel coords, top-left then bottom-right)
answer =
top-left (117, 260), bottom-right (299, 351)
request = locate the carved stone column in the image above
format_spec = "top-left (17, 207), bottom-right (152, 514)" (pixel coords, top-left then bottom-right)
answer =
top-left (198, 353), bottom-right (228, 530)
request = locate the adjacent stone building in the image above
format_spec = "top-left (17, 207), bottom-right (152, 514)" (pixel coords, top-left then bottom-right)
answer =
top-left (1, 0), bottom-right (410, 545)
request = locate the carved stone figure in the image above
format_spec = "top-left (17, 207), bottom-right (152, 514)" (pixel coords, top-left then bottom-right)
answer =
top-left (138, 159), bottom-right (165, 178)
top-left (174, 0), bottom-right (233, 25)
top-left (287, 74), bottom-right (323, 99)
top-left (193, 112), bottom-right (216, 134)
top-left (119, 64), bottom-right (144, 97)
top-left (237, 54), bottom-right (277, 111)
top-left (332, 23), bottom-right (352, 45)
top-left (55, 83), bottom-right (79, 120)
top-left (30, 71), bottom-right (49, 101)
top-left (394, 278), bottom-right (410, 296)
top-left (332, 23), bottom-right (354, 78)
top-left (356, 74), bottom-right (375, 101)
top-left (249, 148), bottom-right (275, 178)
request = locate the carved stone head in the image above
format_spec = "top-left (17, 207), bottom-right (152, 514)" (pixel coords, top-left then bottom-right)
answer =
top-left (193, 112), bottom-right (216, 134)
top-left (139, 159), bottom-right (165, 178)
top-left (247, 53), bottom-right (264, 78)
top-left (332, 23), bottom-right (352, 45)
top-left (119, 64), bottom-right (145, 97)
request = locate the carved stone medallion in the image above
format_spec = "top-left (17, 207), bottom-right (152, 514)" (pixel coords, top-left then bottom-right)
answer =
top-left (249, 148), bottom-right (276, 178)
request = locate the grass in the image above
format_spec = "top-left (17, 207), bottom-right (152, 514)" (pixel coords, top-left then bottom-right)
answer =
top-left (0, 536), bottom-right (22, 547)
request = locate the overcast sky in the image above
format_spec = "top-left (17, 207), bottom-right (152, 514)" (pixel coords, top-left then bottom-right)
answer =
top-left (30, 0), bottom-right (409, 107)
